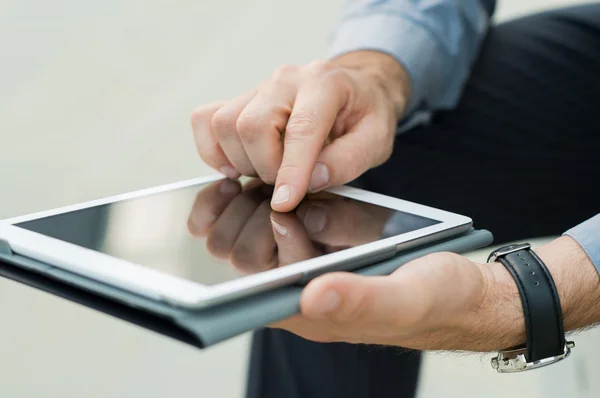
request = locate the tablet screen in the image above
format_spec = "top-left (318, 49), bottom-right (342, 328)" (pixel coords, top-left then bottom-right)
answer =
top-left (15, 179), bottom-right (440, 285)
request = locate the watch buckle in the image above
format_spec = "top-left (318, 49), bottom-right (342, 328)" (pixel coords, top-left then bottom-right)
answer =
top-left (491, 341), bottom-right (575, 373)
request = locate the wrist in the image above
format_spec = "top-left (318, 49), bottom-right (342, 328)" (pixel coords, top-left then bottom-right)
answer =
top-left (535, 236), bottom-right (600, 331)
top-left (331, 50), bottom-right (410, 120)
top-left (463, 261), bottom-right (525, 352)
top-left (463, 236), bottom-right (600, 353)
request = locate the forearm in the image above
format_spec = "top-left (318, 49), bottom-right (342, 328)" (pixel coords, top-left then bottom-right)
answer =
top-left (470, 236), bottom-right (600, 352)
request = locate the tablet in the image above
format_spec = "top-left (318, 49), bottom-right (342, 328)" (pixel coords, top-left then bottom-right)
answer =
top-left (0, 175), bottom-right (472, 308)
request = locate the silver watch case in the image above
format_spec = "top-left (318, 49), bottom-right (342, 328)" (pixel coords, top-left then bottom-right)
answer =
top-left (491, 342), bottom-right (575, 372)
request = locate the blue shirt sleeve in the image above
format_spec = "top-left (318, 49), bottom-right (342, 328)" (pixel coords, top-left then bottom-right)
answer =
top-left (329, 0), bottom-right (496, 117)
top-left (564, 214), bottom-right (600, 276)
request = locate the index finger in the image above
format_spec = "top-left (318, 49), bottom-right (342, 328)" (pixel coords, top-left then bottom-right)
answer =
top-left (271, 69), bottom-right (348, 212)
top-left (270, 211), bottom-right (317, 266)
top-left (295, 200), bottom-right (394, 246)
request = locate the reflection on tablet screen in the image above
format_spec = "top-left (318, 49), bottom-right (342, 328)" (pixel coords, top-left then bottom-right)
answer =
top-left (16, 179), bottom-right (440, 285)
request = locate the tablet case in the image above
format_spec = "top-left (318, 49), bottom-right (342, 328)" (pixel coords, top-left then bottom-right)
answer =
top-left (0, 229), bottom-right (493, 349)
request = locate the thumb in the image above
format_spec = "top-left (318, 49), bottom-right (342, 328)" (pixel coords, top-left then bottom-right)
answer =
top-left (309, 116), bottom-right (392, 191)
top-left (300, 272), bottom-right (402, 323)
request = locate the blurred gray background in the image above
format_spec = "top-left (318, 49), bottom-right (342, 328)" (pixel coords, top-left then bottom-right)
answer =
top-left (0, 0), bottom-right (598, 397)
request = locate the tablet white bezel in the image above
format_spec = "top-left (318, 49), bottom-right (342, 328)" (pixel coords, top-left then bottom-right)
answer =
top-left (0, 175), bottom-right (472, 308)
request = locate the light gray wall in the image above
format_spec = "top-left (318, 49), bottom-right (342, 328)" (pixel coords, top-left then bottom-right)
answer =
top-left (0, 1), bottom-right (596, 397)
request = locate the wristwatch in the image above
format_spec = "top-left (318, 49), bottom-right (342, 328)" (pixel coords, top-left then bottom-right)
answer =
top-left (487, 243), bottom-right (574, 372)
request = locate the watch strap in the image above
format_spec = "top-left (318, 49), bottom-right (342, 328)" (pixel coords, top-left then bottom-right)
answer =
top-left (498, 249), bottom-right (565, 361)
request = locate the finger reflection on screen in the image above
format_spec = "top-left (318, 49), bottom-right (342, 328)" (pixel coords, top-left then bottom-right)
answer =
top-left (188, 178), bottom-right (396, 275)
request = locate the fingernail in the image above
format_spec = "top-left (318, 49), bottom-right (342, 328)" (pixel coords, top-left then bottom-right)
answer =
top-left (271, 185), bottom-right (291, 205)
top-left (220, 166), bottom-right (240, 180)
top-left (219, 179), bottom-right (239, 195)
top-left (309, 163), bottom-right (329, 193)
top-left (316, 290), bottom-right (340, 315)
top-left (304, 205), bottom-right (327, 234)
top-left (271, 218), bottom-right (288, 236)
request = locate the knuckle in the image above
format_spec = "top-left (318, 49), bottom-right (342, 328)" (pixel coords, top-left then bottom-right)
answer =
top-left (190, 106), bottom-right (210, 129)
top-left (236, 113), bottom-right (263, 140)
top-left (211, 108), bottom-right (235, 134)
top-left (307, 59), bottom-right (336, 75)
top-left (286, 110), bottom-right (319, 138)
top-left (323, 68), bottom-right (348, 88)
top-left (272, 64), bottom-right (297, 82)
top-left (276, 163), bottom-right (303, 179)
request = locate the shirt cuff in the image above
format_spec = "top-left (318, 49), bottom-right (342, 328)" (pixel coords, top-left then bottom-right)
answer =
top-left (564, 214), bottom-right (600, 275)
top-left (328, 12), bottom-right (444, 117)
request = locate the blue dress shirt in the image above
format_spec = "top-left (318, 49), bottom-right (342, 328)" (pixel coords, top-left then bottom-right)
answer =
top-left (329, 0), bottom-right (600, 274)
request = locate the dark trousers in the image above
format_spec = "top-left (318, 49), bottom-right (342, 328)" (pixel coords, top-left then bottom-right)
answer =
top-left (247, 5), bottom-right (600, 398)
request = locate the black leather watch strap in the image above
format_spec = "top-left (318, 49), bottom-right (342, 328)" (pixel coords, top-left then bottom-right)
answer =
top-left (497, 248), bottom-right (565, 362)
